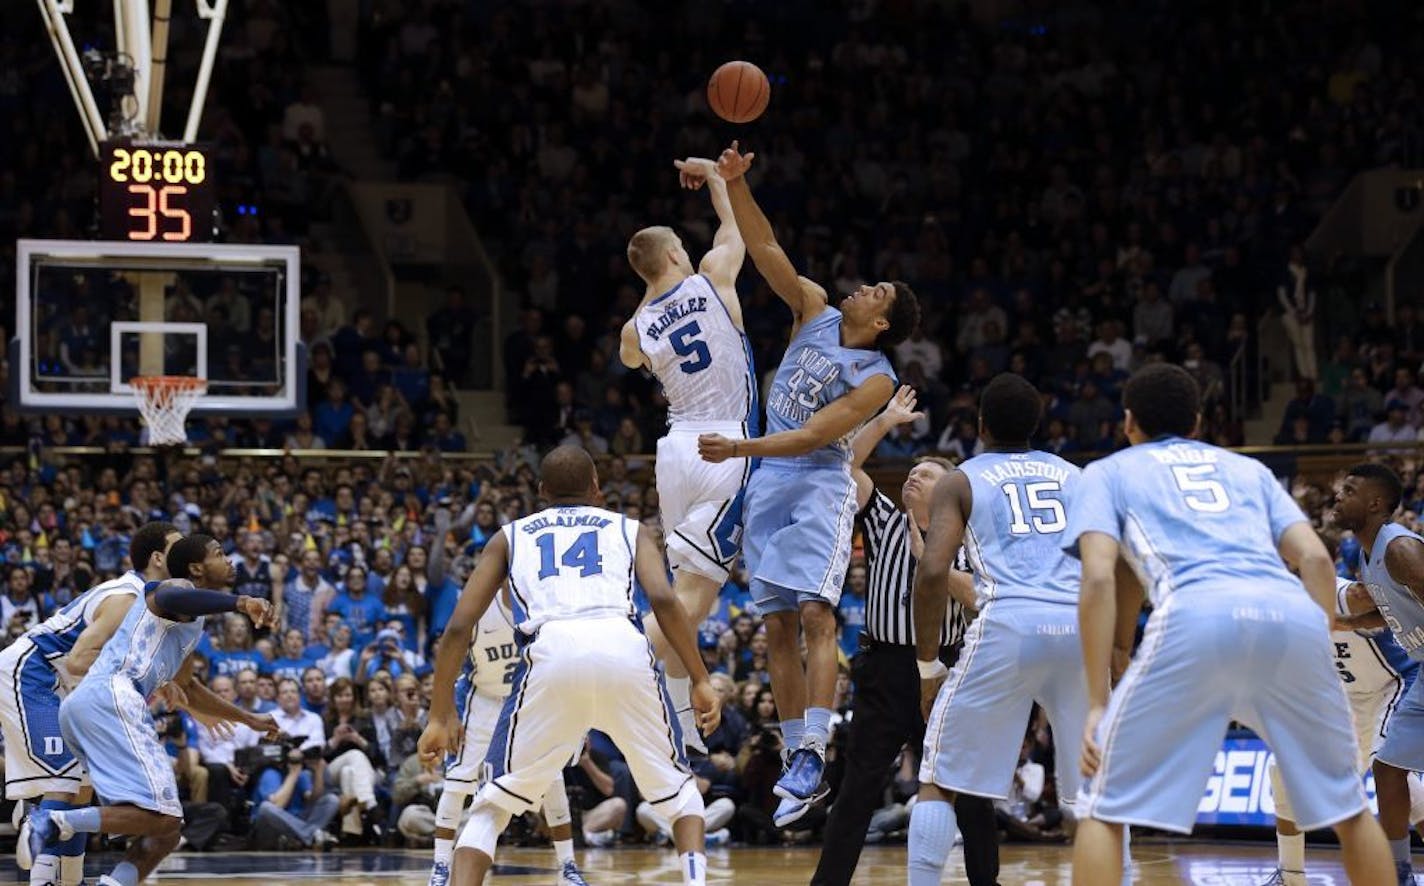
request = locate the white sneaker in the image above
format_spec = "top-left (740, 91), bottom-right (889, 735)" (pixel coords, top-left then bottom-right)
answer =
top-left (705, 828), bottom-right (731, 848)
top-left (16, 817), bottom-right (32, 870)
top-left (583, 829), bottom-right (618, 848)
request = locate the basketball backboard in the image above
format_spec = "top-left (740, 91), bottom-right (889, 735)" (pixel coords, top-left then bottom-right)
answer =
top-left (13, 238), bottom-right (304, 417)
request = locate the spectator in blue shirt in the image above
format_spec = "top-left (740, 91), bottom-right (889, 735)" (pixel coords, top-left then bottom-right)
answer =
top-left (837, 563), bottom-right (868, 660)
top-left (211, 614), bottom-right (268, 678)
top-left (428, 412), bottom-right (466, 452)
top-left (265, 627), bottom-right (318, 683)
top-left (390, 343), bottom-right (430, 409)
top-left (328, 564), bottom-right (385, 648)
top-left (312, 378), bottom-right (355, 445)
top-left (250, 747), bottom-right (339, 850)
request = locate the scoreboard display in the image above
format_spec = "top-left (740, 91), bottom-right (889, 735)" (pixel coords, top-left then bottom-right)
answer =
top-left (99, 141), bottom-right (215, 243)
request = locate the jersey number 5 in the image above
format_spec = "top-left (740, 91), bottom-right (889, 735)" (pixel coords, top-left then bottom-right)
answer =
top-left (535, 531), bottom-right (605, 579)
top-left (1003, 481), bottom-right (1067, 534)
top-left (1171, 465), bottom-right (1230, 513)
top-left (669, 322), bottom-right (711, 374)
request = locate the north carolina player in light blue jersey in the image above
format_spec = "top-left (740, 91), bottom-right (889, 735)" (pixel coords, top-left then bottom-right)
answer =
top-left (0, 521), bottom-right (179, 886)
top-left (1330, 462), bottom-right (1424, 884)
top-left (697, 142), bottom-right (921, 825)
top-left (1263, 561), bottom-right (1424, 886)
top-left (33, 535), bottom-right (277, 886)
top-left (621, 155), bottom-right (753, 754)
top-left (417, 447), bottom-right (722, 886)
top-left (1065, 365), bottom-right (1391, 886)
top-left (907, 373), bottom-right (1088, 886)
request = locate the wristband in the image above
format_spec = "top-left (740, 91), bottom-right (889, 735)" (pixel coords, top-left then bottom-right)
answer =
top-left (917, 658), bottom-right (949, 680)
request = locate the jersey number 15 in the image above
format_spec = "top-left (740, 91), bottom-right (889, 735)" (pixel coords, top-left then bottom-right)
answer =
top-left (1003, 482), bottom-right (1067, 535)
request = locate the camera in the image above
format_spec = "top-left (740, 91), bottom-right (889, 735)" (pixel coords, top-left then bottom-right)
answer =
top-left (234, 734), bottom-right (320, 774)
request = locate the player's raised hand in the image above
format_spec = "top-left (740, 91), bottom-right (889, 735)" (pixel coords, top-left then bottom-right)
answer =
top-left (690, 679), bottom-right (722, 735)
top-left (882, 385), bottom-right (924, 427)
top-left (674, 157), bottom-right (718, 190)
top-left (237, 595), bottom-right (275, 629)
top-left (1080, 705), bottom-right (1106, 778)
top-left (249, 712), bottom-right (280, 740)
top-left (698, 433), bottom-right (736, 464)
top-left (714, 140), bottom-right (755, 182)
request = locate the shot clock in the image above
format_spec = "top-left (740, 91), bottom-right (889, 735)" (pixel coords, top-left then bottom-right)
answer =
top-left (99, 141), bottom-right (215, 243)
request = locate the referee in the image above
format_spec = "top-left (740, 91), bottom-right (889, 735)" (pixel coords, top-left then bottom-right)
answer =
top-left (811, 388), bottom-right (999, 886)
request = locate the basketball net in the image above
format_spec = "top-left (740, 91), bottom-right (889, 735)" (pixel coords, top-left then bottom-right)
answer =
top-left (132, 376), bottom-right (206, 446)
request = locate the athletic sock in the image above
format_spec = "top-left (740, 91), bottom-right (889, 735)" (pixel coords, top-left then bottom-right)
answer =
top-left (680, 850), bottom-right (706, 886)
top-left (554, 838), bottom-right (574, 865)
top-left (803, 707), bottom-right (832, 751)
top-left (106, 861), bottom-right (140, 886)
top-left (780, 718), bottom-right (804, 755)
top-left (1392, 837), bottom-right (1411, 865)
top-left (1278, 831), bottom-right (1305, 874)
top-left (907, 799), bottom-right (957, 886)
top-left (58, 851), bottom-right (85, 886)
top-left (433, 837), bottom-right (453, 866)
top-left (54, 807), bottom-right (101, 834)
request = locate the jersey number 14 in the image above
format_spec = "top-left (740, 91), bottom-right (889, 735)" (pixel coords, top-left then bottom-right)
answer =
top-left (535, 531), bottom-right (605, 580)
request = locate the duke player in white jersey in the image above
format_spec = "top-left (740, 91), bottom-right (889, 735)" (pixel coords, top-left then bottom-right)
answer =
top-left (426, 589), bottom-right (587, 886)
top-left (909, 374), bottom-right (1090, 885)
top-left (418, 447), bottom-right (722, 886)
top-left (0, 522), bottom-right (179, 886)
top-left (622, 155), bottom-right (753, 752)
top-left (1065, 365), bottom-right (1391, 885)
top-left (1262, 560), bottom-right (1424, 886)
top-left (34, 534), bottom-right (278, 886)
top-left (1330, 463), bottom-right (1424, 884)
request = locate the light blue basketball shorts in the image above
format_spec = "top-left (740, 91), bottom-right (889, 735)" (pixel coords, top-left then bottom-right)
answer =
top-left (742, 462), bottom-right (857, 614)
top-left (1081, 594), bottom-right (1366, 833)
top-left (921, 602), bottom-right (1087, 804)
top-left (59, 675), bottom-right (183, 817)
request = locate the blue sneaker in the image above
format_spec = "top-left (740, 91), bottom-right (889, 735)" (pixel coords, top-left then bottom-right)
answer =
top-left (772, 782), bottom-right (830, 827)
top-left (1399, 860), bottom-right (1416, 886)
top-left (559, 859), bottom-right (590, 885)
top-left (773, 747), bottom-right (825, 802)
top-left (427, 861), bottom-right (451, 886)
top-left (26, 807), bottom-right (65, 870)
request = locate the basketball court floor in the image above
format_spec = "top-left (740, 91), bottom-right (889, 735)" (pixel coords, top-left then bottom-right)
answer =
top-left (7, 841), bottom-right (1354, 884)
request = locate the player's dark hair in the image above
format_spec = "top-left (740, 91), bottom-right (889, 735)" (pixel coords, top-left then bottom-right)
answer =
top-left (979, 373), bottom-right (1043, 444)
top-left (166, 533), bottom-right (216, 583)
top-left (540, 445), bottom-right (597, 500)
top-left (1346, 462), bottom-right (1404, 513)
top-left (1122, 364), bottom-right (1200, 438)
top-left (130, 521), bottom-right (179, 573)
top-left (876, 281), bottom-right (921, 351)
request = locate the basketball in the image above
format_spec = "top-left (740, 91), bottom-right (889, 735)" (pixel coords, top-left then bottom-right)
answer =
top-left (707, 60), bottom-right (770, 124)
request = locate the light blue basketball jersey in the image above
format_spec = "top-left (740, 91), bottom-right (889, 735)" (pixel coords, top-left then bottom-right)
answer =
top-left (85, 584), bottom-right (207, 697)
top-left (1065, 437), bottom-right (1308, 605)
top-left (961, 451), bottom-right (1082, 610)
top-left (763, 307), bottom-right (895, 468)
top-left (1360, 522), bottom-right (1424, 660)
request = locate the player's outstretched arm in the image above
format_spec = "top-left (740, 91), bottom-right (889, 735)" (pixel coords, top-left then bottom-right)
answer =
top-left (1277, 522), bottom-right (1340, 616)
top-left (174, 655), bottom-right (280, 737)
top-left (700, 374), bottom-right (895, 463)
top-left (1385, 535), bottom-right (1424, 610)
top-left (64, 591), bottom-right (138, 681)
top-left (675, 158), bottom-right (746, 299)
top-left (634, 528), bottom-right (721, 734)
top-left (619, 319), bottom-right (646, 370)
top-left (151, 579), bottom-right (275, 628)
top-left (1336, 581), bottom-right (1387, 631)
top-left (715, 141), bottom-right (826, 325)
top-left (418, 531), bottom-right (508, 766)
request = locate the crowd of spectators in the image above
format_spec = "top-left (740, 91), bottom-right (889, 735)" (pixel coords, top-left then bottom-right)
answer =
top-left (360, 0), bottom-right (1424, 457)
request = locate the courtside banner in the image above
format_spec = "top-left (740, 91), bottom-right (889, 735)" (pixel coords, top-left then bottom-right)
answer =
top-left (1196, 737), bottom-right (1377, 826)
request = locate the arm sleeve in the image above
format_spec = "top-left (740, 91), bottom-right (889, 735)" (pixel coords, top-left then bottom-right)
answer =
top-left (152, 584), bottom-right (242, 617)
top-left (1063, 461), bottom-right (1121, 559)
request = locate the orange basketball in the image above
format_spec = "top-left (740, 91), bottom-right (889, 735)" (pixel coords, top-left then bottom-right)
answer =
top-left (707, 61), bottom-right (770, 124)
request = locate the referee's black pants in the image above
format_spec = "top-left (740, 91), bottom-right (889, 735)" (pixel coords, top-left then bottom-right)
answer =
top-left (811, 638), bottom-right (1000, 886)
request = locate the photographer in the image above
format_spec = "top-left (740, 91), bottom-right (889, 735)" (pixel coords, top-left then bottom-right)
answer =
top-left (356, 627), bottom-right (421, 683)
top-left (250, 743), bottom-right (339, 851)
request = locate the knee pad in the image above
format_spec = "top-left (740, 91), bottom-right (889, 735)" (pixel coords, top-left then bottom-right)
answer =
top-left (542, 772), bottom-right (572, 829)
top-left (436, 790), bottom-right (469, 832)
top-left (656, 777), bottom-right (704, 825)
top-left (1268, 761), bottom-right (1296, 824)
top-left (455, 801), bottom-right (510, 857)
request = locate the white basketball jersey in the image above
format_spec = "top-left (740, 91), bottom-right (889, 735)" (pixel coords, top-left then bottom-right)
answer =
top-left (634, 274), bottom-right (756, 428)
top-left (505, 506), bottom-right (638, 636)
top-left (468, 594), bottom-right (521, 700)
top-left (1333, 576), bottom-right (1413, 701)
top-left (23, 571), bottom-right (144, 691)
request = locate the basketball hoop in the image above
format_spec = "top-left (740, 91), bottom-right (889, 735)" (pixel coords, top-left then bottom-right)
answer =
top-left (131, 376), bottom-right (207, 446)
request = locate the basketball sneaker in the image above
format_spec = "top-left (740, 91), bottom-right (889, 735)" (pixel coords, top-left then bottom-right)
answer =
top-left (558, 859), bottom-right (590, 885)
top-left (1256, 868), bottom-right (1305, 886)
top-left (773, 745), bottom-right (826, 803)
top-left (1399, 860), bottom-right (1417, 885)
top-left (427, 861), bottom-right (451, 886)
top-left (772, 785), bottom-right (829, 828)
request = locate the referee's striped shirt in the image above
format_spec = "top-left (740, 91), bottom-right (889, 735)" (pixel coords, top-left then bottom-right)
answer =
top-left (857, 488), bottom-right (970, 649)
